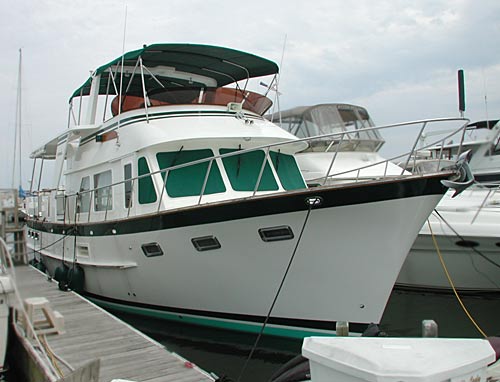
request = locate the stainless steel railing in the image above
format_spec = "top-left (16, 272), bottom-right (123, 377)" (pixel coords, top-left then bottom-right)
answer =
top-left (26, 116), bottom-right (469, 224)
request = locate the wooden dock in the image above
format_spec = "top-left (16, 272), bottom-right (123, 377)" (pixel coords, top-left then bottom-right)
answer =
top-left (12, 265), bottom-right (215, 382)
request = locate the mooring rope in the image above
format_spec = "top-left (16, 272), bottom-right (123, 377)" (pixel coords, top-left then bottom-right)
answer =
top-left (434, 209), bottom-right (500, 270)
top-left (236, 196), bottom-right (322, 382)
top-left (427, 219), bottom-right (488, 338)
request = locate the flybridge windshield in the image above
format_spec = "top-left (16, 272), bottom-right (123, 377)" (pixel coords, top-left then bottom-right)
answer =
top-left (270, 104), bottom-right (385, 152)
top-left (111, 87), bottom-right (273, 116)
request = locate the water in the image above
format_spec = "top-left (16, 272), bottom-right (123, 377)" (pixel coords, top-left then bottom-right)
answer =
top-left (113, 289), bottom-right (500, 382)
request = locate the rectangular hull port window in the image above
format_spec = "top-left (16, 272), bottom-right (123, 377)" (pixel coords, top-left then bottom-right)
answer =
top-left (259, 226), bottom-right (294, 242)
top-left (141, 243), bottom-right (164, 257)
top-left (191, 236), bottom-right (221, 252)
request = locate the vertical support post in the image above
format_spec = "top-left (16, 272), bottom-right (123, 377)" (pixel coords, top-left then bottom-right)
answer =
top-left (198, 159), bottom-right (213, 205)
top-left (322, 133), bottom-right (345, 186)
top-left (87, 190), bottom-right (93, 223)
top-left (401, 122), bottom-right (428, 175)
top-left (157, 170), bottom-right (169, 213)
top-left (127, 179), bottom-right (135, 218)
top-left (139, 56), bottom-right (149, 123)
top-left (83, 73), bottom-right (101, 125)
top-left (29, 158), bottom-right (37, 194)
top-left (253, 147), bottom-right (270, 196)
top-left (104, 186), bottom-right (111, 221)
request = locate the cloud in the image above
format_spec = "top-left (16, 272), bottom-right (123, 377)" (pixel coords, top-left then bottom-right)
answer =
top-left (0, 0), bottom-right (499, 188)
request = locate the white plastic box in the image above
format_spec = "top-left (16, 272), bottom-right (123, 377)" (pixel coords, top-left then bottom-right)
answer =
top-left (302, 337), bottom-right (495, 382)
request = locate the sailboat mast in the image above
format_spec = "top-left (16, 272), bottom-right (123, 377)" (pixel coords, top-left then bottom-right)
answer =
top-left (11, 48), bottom-right (22, 189)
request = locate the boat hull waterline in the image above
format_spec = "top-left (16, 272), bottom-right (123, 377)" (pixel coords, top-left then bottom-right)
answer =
top-left (28, 175), bottom-right (448, 338)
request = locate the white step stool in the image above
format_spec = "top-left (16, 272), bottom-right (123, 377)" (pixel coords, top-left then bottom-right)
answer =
top-left (20, 297), bottom-right (65, 338)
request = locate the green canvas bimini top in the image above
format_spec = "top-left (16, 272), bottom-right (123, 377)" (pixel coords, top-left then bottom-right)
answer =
top-left (70, 43), bottom-right (279, 101)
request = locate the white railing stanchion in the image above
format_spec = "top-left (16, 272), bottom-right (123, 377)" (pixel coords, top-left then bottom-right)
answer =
top-left (157, 170), bottom-right (168, 213)
top-left (198, 159), bottom-right (213, 205)
top-left (127, 179), bottom-right (135, 218)
top-left (253, 147), bottom-right (270, 196)
top-left (401, 122), bottom-right (428, 175)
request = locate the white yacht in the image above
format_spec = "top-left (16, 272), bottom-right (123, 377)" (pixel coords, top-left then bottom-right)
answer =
top-left (396, 120), bottom-right (500, 293)
top-left (24, 44), bottom-right (469, 338)
top-left (267, 104), bottom-right (411, 185)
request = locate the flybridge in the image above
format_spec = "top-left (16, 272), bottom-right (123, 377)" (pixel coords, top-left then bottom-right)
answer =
top-left (31, 44), bottom-right (280, 160)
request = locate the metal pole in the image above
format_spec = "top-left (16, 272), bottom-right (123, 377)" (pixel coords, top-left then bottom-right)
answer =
top-left (322, 133), bottom-right (345, 186)
top-left (139, 56), bottom-right (149, 123)
top-left (401, 122), bottom-right (428, 175)
top-left (157, 170), bottom-right (168, 213)
top-left (198, 159), bottom-right (213, 205)
top-left (253, 147), bottom-right (270, 196)
top-left (29, 158), bottom-right (37, 194)
top-left (127, 178), bottom-right (135, 218)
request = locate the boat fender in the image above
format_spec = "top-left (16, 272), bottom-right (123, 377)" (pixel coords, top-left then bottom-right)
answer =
top-left (269, 354), bottom-right (310, 382)
top-left (361, 323), bottom-right (387, 337)
top-left (68, 266), bottom-right (85, 293)
top-left (29, 258), bottom-right (46, 272)
top-left (36, 261), bottom-right (47, 273)
top-left (54, 264), bottom-right (69, 283)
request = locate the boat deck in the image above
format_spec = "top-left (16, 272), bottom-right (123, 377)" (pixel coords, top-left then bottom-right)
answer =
top-left (12, 265), bottom-right (214, 382)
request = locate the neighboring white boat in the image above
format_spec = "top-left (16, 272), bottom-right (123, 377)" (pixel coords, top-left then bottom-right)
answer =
top-left (24, 44), bottom-right (468, 338)
top-left (396, 120), bottom-right (500, 293)
top-left (266, 104), bottom-right (409, 185)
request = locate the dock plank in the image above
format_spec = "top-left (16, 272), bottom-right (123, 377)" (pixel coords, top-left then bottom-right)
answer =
top-left (14, 265), bottom-right (214, 382)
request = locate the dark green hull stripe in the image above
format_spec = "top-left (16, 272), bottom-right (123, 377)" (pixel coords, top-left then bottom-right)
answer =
top-left (84, 292), bottom-right (367, 338)
top-left (26, 174), bottom-right (449, 237)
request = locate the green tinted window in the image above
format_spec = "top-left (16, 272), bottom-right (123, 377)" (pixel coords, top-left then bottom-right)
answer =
top-left (220, 149), bottom-right (278, 191)
top-left (157, 149), bottom-right (225, 197)
top-left (270, 151), bottom-right (306, 190)
top-left (138, 157), bottom-right (157, 204)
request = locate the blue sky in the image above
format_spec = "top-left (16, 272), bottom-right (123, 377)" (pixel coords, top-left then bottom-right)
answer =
top-left (1, 0), bottom-right (499, 188)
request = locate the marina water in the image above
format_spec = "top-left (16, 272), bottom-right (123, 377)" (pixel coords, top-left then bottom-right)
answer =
top-left (113, 289), bottom-right (500, 382)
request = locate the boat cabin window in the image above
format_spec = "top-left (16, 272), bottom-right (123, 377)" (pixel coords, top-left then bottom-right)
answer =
top-left (219, 149), bottom-right (279, 191)
top-left (77, 176), bottom-right (91, 213)
top-left (269, 152), bottom-right (306, 190)
top-left (124, 163), bottom-right (133, 208)
top-left (156, 149), bottom-right (226, 197)
top-left (138, 157), bottom-right (157, 204)
top-left (94, 170), bottom-right (113, 211)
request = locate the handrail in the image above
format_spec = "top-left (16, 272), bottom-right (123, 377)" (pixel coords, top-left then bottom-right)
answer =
top-left (253, 146), bottom-right (271, 196)
top-left (401, 121), bottom-right (428, 175)
top-left (25, 116), bottom-right (469, 224)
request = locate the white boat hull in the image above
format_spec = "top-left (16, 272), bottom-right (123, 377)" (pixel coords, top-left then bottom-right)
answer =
top-left (27, 177), bottom-right (446, 337)
top-left (397, 188), bottom-right (500, 293)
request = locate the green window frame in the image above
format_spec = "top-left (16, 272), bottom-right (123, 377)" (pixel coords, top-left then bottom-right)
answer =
top-left (156, 149), bottom-right (226, 197)
top-left (220, 148), bottom-right (278, 191)
top-left (138, 157), bottom-right (157, 204)
top-left (270, 151), bottom-right (306, 190)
